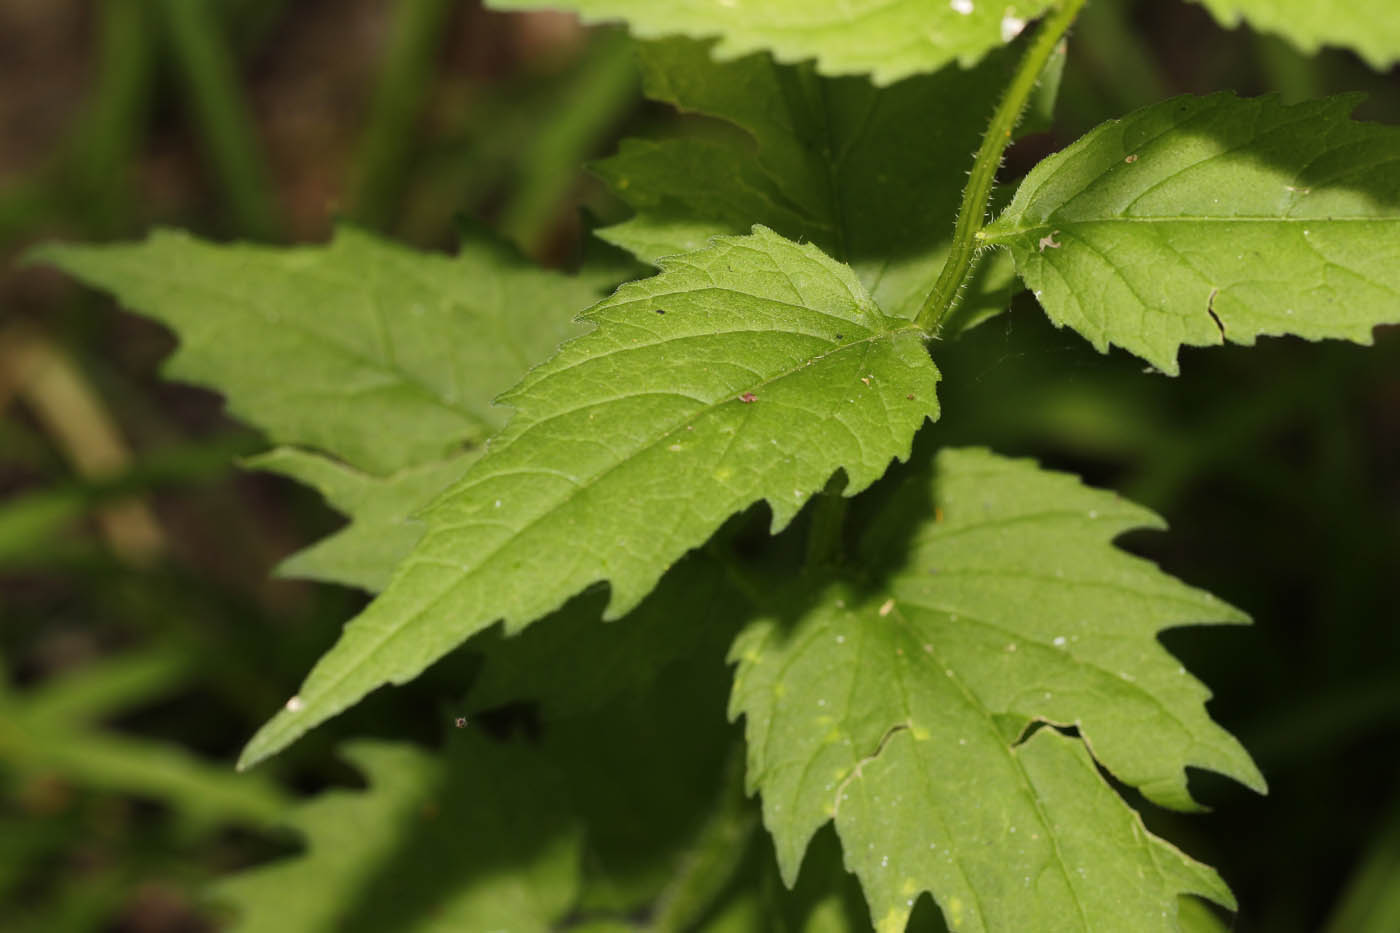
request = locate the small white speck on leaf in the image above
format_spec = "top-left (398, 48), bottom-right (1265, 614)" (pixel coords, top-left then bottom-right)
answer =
top-left (1000, 11), bottom-right (1027, 41)
top-left (285, 695), bottom-right (305, 712)
top-left (878, 598), bottom-right (896, 616)
top-left (950, 0), bottom-right (974, 13)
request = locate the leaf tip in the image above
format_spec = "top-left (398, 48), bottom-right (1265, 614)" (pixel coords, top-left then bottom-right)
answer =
top-left (237, 702), bottom-right (306, 772)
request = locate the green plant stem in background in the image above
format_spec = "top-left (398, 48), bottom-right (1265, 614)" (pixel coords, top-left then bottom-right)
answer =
top-left (1253, 33), bottom-right (1328, 103)
top-left (155, 0), bottom-right (282, 239)
top-left (348, 0), bottom-right (460, 230)
top-left (803, 475), bottom-right (848, 571)
top-left (1072, 0), bottom-right (1168, 115)
top-left (0, 0), bottom-right (154, 243)
top-left (647, 750), bottom-right (757, 931)
top-left (68, 0), bottom-right (156, 234)
top-left (915, 0), bottom-right (1087, 334)
top-left (1325, 793), bottom-right (1400, 932)
top-left (498, 28), bottom-right (639, 255)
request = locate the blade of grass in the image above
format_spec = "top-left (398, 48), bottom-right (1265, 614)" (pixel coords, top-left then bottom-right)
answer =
top-left (348, 0), bottom-right (460, 230)
top-left (1325, 794), bottom-right (1400, 933)
top-left (154, 0), bottom-right (282, 239)
top-left (498, 27), bottom-right (638, 256)
top-left (67, 0), bottom-right (157, 233)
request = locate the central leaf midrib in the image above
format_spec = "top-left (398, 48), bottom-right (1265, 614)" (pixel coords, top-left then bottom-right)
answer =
top-left (883, 601), bottom-right (1096, 932)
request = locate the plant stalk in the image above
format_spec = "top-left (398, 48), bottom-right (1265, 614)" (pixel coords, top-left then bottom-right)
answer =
top-left (156, 0), bottom-right (282, 240)
top-left (804, 474), bottom-right (849, 570)
top-left (914, 0), bottom-right (1087, 334)
top-left (348, 0), bottom-right (458, 231)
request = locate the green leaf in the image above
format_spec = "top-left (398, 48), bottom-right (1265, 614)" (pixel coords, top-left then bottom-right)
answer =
top-left (595, 38), bottom-right (1017, 322)
top-left (1194, 0), bottom-right (1400, 70)
top-left (473, 581), bottom-right (747, 924)
top-left (467, 553), bottom-right (745, 721)
top-left (34, 227), bottom-right (606, 474)
top-left (983, 93), bottom-right (1400, 375)
top-left (693, 828), bottom-right (878, 933)
top-left (538, 628), bottom-right (743, 919)
top-left (239, 227), bottom-right (940, 769)
top-left (730, 447), bottom-right (1264, 933)
top-left (486, 0), bottom-right (1056, 84)
top-left (214, 735), bottom-right (581, 933)
top-left (0, 649), bottom-right (288, 829)
top-left (246, 448), bottom-right (476, 593)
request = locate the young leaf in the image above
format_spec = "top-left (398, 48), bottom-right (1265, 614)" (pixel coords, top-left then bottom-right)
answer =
top-left (34, 228), bottom-right (606, 474)
top-left (213, 735), bottom-right (581, 933)
top-left (246, 448), bottom-right (476, 593)
top-left (730, 447), bottom-right (1264, 932)
top-left (982, 93), bottom-right (1400, 374)
top-left (486, 0), bottom-right (1055, 84)
top-left (595, 38), bottom-right (1017, 322)
top-left (239, 227), bottom-right (940, 768)
top-left (1194, 0), bottom-right (1400, 71)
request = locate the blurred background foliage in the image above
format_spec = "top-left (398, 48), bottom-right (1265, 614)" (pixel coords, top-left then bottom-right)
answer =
top-left (0, 0), bottom-right (1396, 930)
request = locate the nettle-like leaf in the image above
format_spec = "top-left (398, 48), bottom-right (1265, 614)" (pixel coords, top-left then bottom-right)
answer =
top-left (35, 228), bottom-right (606, 474)
top-left (595, 38), bottom-right (1017, 322)
top-left (240, 227), bottom-right (940, 768)
top-left (487, 0), bottom-right (1055, 85)
top-left (214, 735), bottom-right (581, 933)
top-left (1194, 0), bottom-right (1400, 71)
top-left (245, 448), bottom-right (476, 593)
top-left (730, 447), bottom-right (1264, 932)
top-left (983, 93), bottom-right (1400, 374)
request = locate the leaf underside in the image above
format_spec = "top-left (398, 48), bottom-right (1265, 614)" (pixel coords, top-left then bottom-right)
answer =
top-left (34, 229), bottom-right (605, 474)
top-left (731, 447), bottom-right (1264, 932)
top-left (486, 0), bottom-right (1056, 85)
top-left (595, 37), bottom-right (1018, 324)
top-left (986, 93), bottom-right (1400, 374)
top-left (1194, 0), bottom-right (1400, 70)
top-left (246, 449), bottom-right (477, 593)
top-left (239, 227), bottom-right (940, 769)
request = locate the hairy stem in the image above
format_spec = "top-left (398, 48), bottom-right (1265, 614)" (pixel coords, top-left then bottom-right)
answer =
top-left (914, 0), bottom-right (1087, 334)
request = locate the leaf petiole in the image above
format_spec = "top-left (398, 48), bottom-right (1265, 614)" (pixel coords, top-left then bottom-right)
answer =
top-left (914, 0), bottom-right (1087, 334)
